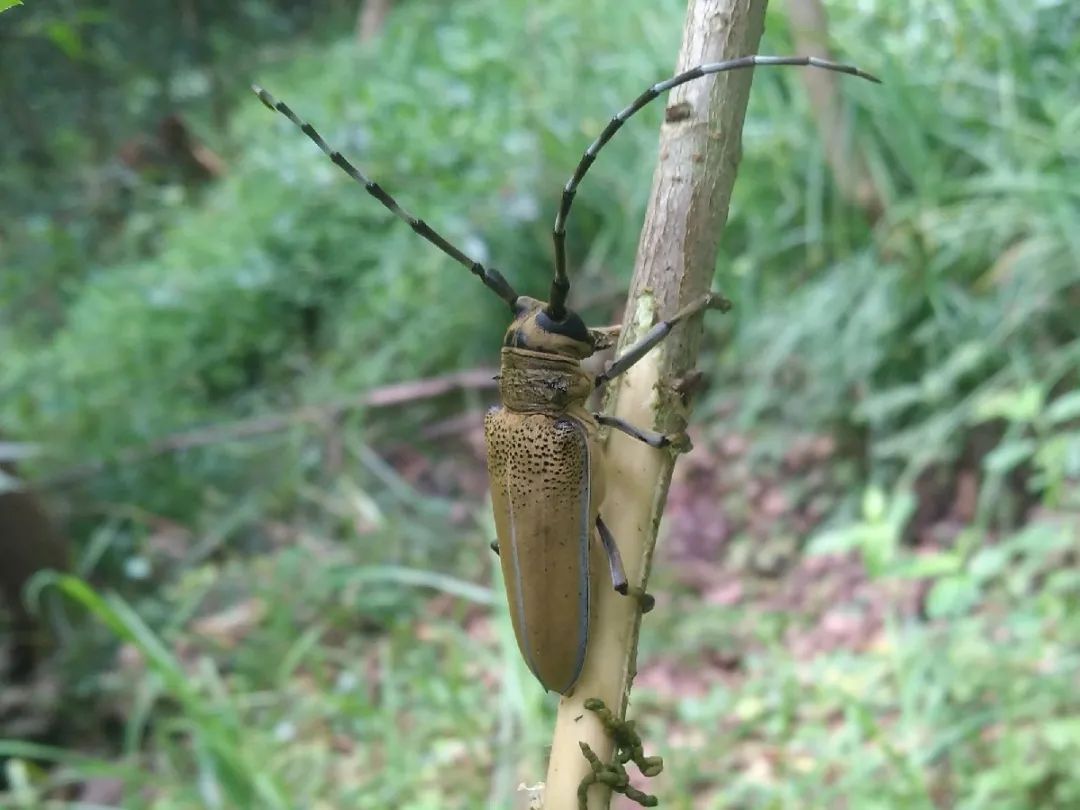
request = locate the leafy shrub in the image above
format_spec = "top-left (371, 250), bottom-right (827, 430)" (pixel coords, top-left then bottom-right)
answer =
top-left (725, 0), bottom-right (1080, 485)
top-left (2, 0), bottom-right (695, 517)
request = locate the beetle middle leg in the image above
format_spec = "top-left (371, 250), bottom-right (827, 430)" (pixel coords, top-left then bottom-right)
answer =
top-left (595, 291), bottom-right (731, 387)
top-left (596, 515), bottom-right (655, 613)
top-left (594, 413), bottom-right (691, 453)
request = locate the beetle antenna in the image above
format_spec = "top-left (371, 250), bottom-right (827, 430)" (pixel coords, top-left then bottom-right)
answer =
top-left (253, 84), bottom-right (520, 310)
top-left (546, 55), bottom-right (880, 320)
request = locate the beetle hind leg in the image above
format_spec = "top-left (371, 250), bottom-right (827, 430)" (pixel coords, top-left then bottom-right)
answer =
top-left (595, 413), bottom-right (692, 453)
top-left (596, 515), bottom-right (655, 613)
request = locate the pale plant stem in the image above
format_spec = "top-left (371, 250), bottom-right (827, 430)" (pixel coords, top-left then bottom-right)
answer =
top-left (541, 1), bottom-right (767, 808)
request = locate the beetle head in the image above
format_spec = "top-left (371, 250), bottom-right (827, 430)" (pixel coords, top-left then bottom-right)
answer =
top-left (503, 297), bottom-right (595, 359)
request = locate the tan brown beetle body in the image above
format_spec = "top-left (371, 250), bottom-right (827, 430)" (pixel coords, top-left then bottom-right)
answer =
top-left (482, 294), bottom-right (727, 693)
top-left (484, 298), bottom-right (609, 693)
top-left (252, 54), bottom-right (879, 696)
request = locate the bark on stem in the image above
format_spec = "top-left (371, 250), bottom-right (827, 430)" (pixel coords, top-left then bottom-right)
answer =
top-left (542, 1), bottom-right (767, 808)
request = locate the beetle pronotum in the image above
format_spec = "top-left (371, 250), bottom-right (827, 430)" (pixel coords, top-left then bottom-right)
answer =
top-left (254, 54), bottom-right (879, 696)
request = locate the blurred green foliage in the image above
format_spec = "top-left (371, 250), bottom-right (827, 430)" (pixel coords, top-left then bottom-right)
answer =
top-left (1, 0), bottom-right (1079, 806)
top-left (731, 1), bottom-right (1080, 472)
top-left (0, 0), bottom-right (334, 344)
top-left (3, 0), bottom-right (698, 519)
top-left (4, 0), bottom-right (1077, 515)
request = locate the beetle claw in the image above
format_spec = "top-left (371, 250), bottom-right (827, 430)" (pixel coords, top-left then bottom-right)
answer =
top-left (667, 430), bottom-right (693, 453)
top-left (618, 584), bottom-right (655, 614)
top-left (589, 325), bottom-right (621, 351)
top-left (704, 292), bottom-right (733, 312)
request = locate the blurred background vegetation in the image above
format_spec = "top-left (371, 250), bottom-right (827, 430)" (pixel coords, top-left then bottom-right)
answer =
top-left (1, 0), bottom-right (1078, 807)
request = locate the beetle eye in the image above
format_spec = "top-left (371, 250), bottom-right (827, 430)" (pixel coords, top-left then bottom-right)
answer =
top-left (536, 309), bottom-right (591, 345)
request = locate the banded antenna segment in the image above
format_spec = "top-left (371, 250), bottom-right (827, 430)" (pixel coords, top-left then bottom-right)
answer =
top-left (546, 55), bottom-right (881, 320)
top-left (252, 84), bottom-right (520, 310)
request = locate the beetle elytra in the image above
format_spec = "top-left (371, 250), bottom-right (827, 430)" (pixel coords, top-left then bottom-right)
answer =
top-left (254, 54), bottom-right (879, 695)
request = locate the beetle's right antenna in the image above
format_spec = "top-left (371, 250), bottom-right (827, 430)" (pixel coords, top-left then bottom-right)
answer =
top-left (546, 55), bottom-right (881, 320)
top-left (252, 85), bottom-right (520, 311)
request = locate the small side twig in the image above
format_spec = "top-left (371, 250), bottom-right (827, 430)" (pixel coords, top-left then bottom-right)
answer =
top-left (356, 0), bottom-right (393, 44)
top-left (41, 368), bottom-right (498, 489)
top-left (786, 0), bottom-right (884, 221)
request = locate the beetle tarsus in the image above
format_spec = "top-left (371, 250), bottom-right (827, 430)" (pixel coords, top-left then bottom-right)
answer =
top-left (611, 582), bottom-right (654, 612)
top-left (589, 325), bottom-right (621, 351)
top-left (625, 585), bottom-right (656, 614)
top-left (667, 430), bottom-right (693, 454)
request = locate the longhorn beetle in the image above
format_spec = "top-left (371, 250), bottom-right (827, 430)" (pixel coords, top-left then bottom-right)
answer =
top-left (254, 54), bottom-right (879, 696)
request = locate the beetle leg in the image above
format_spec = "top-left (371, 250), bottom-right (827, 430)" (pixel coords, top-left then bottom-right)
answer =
top-left (589, 324), bottom-right (621, 351)
top-left (596, 515), bottom-right (655, 613)
top-left (489, 539), bottom-right (500, 556)
top-left (595, 292), bottom-right (732, 387)
top-left (594, 414), bottom-right (691, 453)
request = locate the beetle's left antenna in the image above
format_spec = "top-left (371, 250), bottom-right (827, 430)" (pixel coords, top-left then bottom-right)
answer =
top-left (546, 55), bottom-right (881, 321)
top-left (252, 85), bottom-right (520, 310)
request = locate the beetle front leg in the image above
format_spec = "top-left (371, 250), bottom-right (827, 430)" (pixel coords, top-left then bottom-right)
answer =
top-left (595, 291), bottom-right (731, 387)
top-left (596, 515), bottom-right (655, 613)
top-left (595, 413), bottom-right (692, 453)
top-left (589, 324), bottom-right (621, 351)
